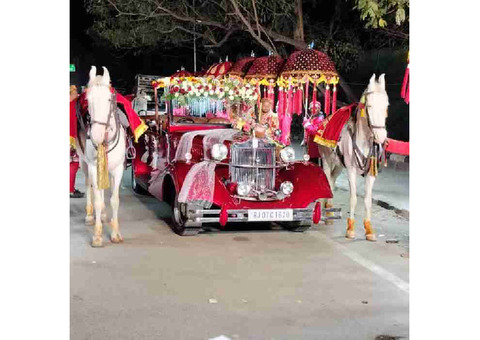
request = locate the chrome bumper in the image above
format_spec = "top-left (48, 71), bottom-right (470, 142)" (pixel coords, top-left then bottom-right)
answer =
top-left (184, 206), bottom-right (342, 225)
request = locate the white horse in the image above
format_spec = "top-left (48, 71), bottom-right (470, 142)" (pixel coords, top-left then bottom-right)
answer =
top-left (319, 74), bottom-right (389, 241)
top-left (76, 66), bottom-right (126, 247)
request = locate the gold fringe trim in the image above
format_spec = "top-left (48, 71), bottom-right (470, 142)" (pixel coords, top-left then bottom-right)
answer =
top-left (70, 136), bottom-right (76, 149)
top-left (133, 119), bottom-right (148, 143)
top-left (313, 135), bottom-right (337, 148)
top-left (97, 144), bottom-right (110, 190)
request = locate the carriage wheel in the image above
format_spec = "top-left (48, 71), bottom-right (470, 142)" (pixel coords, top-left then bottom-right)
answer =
top-left (172, 194), bottom-right (201, 236)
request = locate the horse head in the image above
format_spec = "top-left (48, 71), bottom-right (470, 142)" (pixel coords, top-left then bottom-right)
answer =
top-left (365, 73), bottom-right (389, 144)
top-left (87, 66), bottom-right (113, 145)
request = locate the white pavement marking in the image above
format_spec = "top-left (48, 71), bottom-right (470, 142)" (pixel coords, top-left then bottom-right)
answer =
top-left (311, 232), bottom-right (409, 294)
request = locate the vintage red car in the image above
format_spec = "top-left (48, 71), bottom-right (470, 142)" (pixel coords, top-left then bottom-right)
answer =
top-left (131, 104), bottom-right (340, 236)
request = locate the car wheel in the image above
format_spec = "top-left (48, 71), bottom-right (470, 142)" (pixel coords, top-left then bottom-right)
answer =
top-left (131, 163), bottom-right (147, 195)
top-left (282, 221), bottom-right (312, 232)
top-left (172, 194), bottom-right (202, 236)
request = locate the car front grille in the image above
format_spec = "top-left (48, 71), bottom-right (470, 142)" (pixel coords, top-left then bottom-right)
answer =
top-left (229, 139), bottom-right (276, 192)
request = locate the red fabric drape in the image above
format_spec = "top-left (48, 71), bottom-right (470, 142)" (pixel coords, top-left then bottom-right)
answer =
top-left (70, 88), bottom-right (147, 144)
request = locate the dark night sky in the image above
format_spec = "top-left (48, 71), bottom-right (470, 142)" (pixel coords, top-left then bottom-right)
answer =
top-left (70, 1), bottom-right (206, 91)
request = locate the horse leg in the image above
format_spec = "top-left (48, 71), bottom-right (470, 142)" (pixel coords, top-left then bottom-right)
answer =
top-left (81, 161), bottom-right (94, 226)
top-left (346, 167), bottom-right (357, 239)
top-left (364, 174), bottom-right (377, 241)
top-left (109, 165), bottom-right (124, 243)
top-left (100, 190), bottom-right (107, 223)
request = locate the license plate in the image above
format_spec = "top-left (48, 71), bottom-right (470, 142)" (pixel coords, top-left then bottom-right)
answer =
top-left (248, 209), bottom-right (293, 222)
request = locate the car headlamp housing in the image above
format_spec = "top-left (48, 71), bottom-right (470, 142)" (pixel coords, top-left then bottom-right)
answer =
top-left (280, 181), bottom-right (294, 195)
top-left (211, 143), bottom-right (228, 161)
top-left (280, 146), bottom-right (295, 163)
top-left (236, 183), bottom-right (251, 196)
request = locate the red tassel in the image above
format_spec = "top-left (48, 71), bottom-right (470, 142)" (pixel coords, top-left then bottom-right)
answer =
top-left (405, 83), bottom-right (409, 104)
top-left (256, 83), bottom-right (261, 112)
top-left (304, 78), bottom-right (310, 116)
top-left (292, 88), bottom-right (299, 114)
top-left (287, 85), bottom-right (293, 115)
top-left (401, 67), bottom-right (409, 99)
top-left (296, 87), bottom-right (303, 115)
top-left (220, 206), bottom-right (228, 227)
top-left (313, 201), bottom-right (321, 224)
top-left (332, 84), bottom-right (337, 114)
top-left (268, 84), bottom-right (275, 103)
top-left (312, 80), bottom-right (317, 115)
top-left (278, 88), bottom-right (285, 126)
top-left (325, 84), bottom-right (331, 115)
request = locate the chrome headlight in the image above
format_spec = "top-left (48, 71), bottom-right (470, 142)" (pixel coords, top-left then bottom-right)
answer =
top-left (211, 143), bottom-right (228, 161)
top-left (280, 181), bottom-right (294, 195)
top-left (280, 146), bottom-right (295, 163)
top-left (237, 183), bottom-right (251, 196)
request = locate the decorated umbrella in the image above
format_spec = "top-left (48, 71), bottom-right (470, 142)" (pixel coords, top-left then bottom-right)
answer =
top-left (244, 54), bottom-right (284, 107)
top-left (228, 56), bottom-right (256, 80)
top-left (204, 58), bottom-right (233, 79)
top-left (277, 48), bottom-right (339, 146)
top-left (170, 66), bottom-right (193, 78)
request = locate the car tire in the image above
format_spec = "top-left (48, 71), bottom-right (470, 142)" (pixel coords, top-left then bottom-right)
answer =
top-left (131, 163), bottom-right (147, 195)
top-left (171, 194), bottom-right (202, 236)
top-left (282, 221), bottom-right (312, 232)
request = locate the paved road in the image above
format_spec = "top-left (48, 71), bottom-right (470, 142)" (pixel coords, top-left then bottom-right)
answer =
top-left (71, 169), bottom-right (409, 340)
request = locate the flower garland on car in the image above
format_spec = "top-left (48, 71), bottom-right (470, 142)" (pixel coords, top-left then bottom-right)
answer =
top-left (161, 77), bottom-right (259, 107)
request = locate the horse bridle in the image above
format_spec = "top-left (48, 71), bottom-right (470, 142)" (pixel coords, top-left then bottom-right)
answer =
top-left (349, 90), bottom-right (387, 174)
top-left (362, 90), bottom-right (387, 133)
top-left (77, 90), bottom-right (122, 154)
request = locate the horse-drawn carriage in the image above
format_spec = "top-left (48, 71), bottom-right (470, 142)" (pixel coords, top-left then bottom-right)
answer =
top-left (73, 47), bottom-right (394, 245)
top-left (130, 73), bottom-right (341, 236)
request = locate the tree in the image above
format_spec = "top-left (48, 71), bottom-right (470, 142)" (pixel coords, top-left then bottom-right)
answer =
top-left (86, 0), bottom-right (408, 54)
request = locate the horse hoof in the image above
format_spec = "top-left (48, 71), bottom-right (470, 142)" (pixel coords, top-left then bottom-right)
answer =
top-left (91, 236), bottom-right (103, 247)
top-left (346, 231), bottom-right (355, 239)
top-left (110, 232), bottom-right (123, 244)
top-left (366, 234), bottom-right (377, 242)
top-left (85, 216), bottom-right (94, 226)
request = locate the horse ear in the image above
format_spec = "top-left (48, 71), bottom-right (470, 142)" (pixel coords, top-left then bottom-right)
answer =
top-left (102, 67), bottom-right (110, 86)
top-left (368, 73), bottom-right (376, 90)
top-left (89, 66), bottom-right (97, 82)
top-left (378, 73), bottom-right (386, 91)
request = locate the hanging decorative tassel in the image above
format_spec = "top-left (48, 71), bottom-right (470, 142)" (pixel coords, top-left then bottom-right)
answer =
top-left (332, 84), bottom-right (337, 114)
top-left (97, 143), bottom-right (110, 189)
top-left (304, 78), bottom-right (310, 116)
top-left (312, 80), bottom-right (317, 115)
top-left (368, 147), bottom-right (378, 177)
top-left (324, 84), bottom-right (331, 115)
top-left (287, 83), bottom-right (293, 116)
top-left (292, 87), bottom-right (298, 114)
top-left (256, 83), bottom-right (261, 116)
top-left (404, 82), bottom-right (409, 104)
top-left (268, 83), bottom-right (275, 103)
top-left (277, 87), bottom-right (285, 129)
